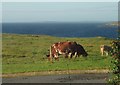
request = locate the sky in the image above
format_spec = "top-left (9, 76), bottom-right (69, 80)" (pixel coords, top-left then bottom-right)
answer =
top-left (1, 0), bottom-right (119, 2)
top-left (2, 2), bottom-right (118, 23)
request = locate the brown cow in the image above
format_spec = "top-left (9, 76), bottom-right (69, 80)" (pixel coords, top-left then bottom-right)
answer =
top-left (100, 45), bottom-right (112, 56)
top-left (46, 41), bottom-right (88, 62)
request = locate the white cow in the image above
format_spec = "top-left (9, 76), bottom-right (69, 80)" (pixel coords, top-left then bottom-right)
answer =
top-left (100, 45), bottom-right (112, 56)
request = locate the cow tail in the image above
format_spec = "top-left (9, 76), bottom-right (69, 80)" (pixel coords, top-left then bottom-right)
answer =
top-left (50, 46), bottom-right (53, 63)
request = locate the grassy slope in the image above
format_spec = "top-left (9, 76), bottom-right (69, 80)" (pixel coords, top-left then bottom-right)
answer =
top-left (2, 33), bottom-right (113, 74)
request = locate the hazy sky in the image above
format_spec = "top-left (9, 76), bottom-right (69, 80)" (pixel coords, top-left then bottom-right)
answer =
top-left (2, 2), bottom-right (118, 23)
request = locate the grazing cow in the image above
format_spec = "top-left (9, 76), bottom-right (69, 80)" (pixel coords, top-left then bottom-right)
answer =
top-left (100, 45), bottom-right (112, 56)
top-left (46, 41), bottom-right (88, 62)
top-left (73, 44), bottom-right (88, 58)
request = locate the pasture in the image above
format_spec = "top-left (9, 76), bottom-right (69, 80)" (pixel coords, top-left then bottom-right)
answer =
top-left (2, 33), bottom-right (113, 74)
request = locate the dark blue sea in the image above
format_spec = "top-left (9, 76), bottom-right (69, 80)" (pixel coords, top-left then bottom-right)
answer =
top-left (2, 22), bottom-right (118, 39)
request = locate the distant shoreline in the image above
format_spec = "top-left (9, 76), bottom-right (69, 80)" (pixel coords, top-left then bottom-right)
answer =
top-left (105, 21), bottom-right (120, 26)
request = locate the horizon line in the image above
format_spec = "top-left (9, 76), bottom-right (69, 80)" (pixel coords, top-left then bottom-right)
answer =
top-left (1, 21), bottom-right (118, 23)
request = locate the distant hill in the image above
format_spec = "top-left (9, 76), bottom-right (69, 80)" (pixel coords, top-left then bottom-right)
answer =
top-left (105, 21), bottom-right (120, 26)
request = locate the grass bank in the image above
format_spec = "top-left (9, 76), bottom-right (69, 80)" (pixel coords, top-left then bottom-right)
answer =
top-left (2, 33), bottom-right (113, 74)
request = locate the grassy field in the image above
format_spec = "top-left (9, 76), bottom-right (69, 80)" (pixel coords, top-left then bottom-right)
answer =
top-left (2, 33), bottom-right (113, 74)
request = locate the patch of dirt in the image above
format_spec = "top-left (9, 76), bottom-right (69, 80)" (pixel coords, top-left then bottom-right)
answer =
top-left (1, 69), bottom-right (109, 78)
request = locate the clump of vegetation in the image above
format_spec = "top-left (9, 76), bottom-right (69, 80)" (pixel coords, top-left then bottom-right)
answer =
top-left (109, 40), bottom-right (120, 85)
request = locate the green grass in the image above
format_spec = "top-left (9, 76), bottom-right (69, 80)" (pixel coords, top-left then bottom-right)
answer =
top-left (2, 33), bottom-right (113, 74)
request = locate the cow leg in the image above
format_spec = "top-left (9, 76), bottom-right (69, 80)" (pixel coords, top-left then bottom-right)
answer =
top-left (73, 52), bottom-right (77, 59)
top-left (105, 51), bottom-right (108, 56)
top-left (63, 52), bottom-right (68, 58)
top-left (100, 47), bottom-right (104, 56)
top-left (101, 50), bottom-right (104, 56)
top-left (102, 52), bottom-right (103, 56)
top-left (70, 53), bottom-right (74, 59)
top-left (68, 53), bottom-right (72, 59)
top-left (65, 54), bottom-right (68, 58)
top-left (75, 52), bottom-right (78, 58)
top-left (54, 54), bottom-right (59, 61)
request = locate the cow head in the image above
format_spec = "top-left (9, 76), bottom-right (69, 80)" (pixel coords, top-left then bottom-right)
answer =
top-left (82, 51), bottom-right (88, 57)
top-left (77, 44), bottom-right (88, 57)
